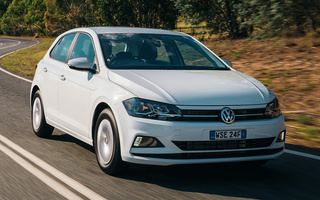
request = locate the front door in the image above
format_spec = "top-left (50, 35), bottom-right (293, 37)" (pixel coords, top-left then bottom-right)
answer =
top-left (58, 33), bottom-right (96, 138)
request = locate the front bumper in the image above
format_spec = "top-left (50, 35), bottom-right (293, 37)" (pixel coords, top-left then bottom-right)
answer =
top-left (115, 104), bottom-right (286, 166)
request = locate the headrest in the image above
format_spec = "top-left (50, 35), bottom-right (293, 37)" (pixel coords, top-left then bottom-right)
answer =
top-left (138, 40), bottom-right (158, 60)
top-left (115, 52), bottom-right (133, 59)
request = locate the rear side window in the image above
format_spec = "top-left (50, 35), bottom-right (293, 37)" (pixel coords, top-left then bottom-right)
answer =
top-left (52, 33), bottom-right (76, 62)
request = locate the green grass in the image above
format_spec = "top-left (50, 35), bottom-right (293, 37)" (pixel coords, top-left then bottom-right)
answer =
top-left (232, 53), bottom-right (241, 60)
top-left (175, 19), bottom-right (213, 41)
top-left (292, 127), bottom-right (320, 144)
top-left (0, 38), bottom-right (55, 77)
top-left (286, 116), bottom-right (320, 144)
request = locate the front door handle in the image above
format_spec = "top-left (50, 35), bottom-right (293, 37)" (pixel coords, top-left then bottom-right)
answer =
top-left (43, 67), bottom-right (48, 72)
top-left (60, 74), bottom-right (66, 81)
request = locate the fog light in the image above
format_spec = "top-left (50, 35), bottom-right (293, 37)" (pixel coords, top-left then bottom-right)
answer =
top-left (276, 130), bottom-right (286, 142)
top-left (133, 136), bottom-right (164, 147)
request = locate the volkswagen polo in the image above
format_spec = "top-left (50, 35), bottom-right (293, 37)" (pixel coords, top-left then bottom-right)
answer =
top-left (31, 27), bottom-right (286, 174)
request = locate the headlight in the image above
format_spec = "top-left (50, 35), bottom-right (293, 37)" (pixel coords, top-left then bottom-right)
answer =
top-left (123, 98), bottom-right (182, 120)
top-left (265, 97), bottom-right (282, 118)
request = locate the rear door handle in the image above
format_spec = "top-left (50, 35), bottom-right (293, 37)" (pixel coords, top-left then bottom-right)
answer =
top-left (43, 67), bottom-right (48, 72)
top-left (60, 74), bottom-right (66, 81)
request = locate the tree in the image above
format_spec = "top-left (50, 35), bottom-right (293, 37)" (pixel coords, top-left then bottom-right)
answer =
top-left (0, 0), bottom-right (24, 35)
top-left (96, 0), bottom-right (179, 29)
top-left (24, 0), bottom-right (46, 35)
top-left (177, 0), bottom-right (252, 38)
top-left (1, 0), bottom-right (46, 36)
top-left (0, 0), bottom-right (12, 18)
top-left (1, 0), bottom-right (179, 36)
top-left (177, 0), bottom-right (320, 38)
top-left (240, 0), bottom-right (320, 37)
top-left (132, 0), bottom-right (179, 29)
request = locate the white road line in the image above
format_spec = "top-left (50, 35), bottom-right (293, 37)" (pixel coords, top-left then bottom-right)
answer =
top-left (0, 39), bottom-right (20, 50)
top-left (0, 143), bottom-right (83, 200)
top-left (0, 135), bottom-right (107, 200)
top-left (285, 149), bottom-right (320, 161)
top-left (0, 39), bottom-right (39, 59)
top-left (0, 67), bottom-right (32, 83)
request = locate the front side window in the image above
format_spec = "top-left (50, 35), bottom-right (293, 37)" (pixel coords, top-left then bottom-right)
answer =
top-left (71, 33), bottom-right (96, 67)
top-left (52, 33), bottom-right (76, 62)
top-left (98, 34), bottom-right (228, 70)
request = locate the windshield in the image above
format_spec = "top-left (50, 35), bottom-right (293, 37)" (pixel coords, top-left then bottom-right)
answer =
top-left (98, 34), bottom-right (229, 70)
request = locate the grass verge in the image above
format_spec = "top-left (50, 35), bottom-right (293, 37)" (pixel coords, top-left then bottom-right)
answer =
top-left (286, 122), bottom-right (320, 145)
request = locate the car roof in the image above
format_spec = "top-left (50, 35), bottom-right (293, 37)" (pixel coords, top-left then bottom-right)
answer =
top-left (70, 27), bottom-right (184, 36)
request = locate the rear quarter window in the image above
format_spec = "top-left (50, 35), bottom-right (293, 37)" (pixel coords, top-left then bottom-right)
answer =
top-left (51, 33), bottom-right (76, 62)
top-left (50, 39), bottom-right (61, 57)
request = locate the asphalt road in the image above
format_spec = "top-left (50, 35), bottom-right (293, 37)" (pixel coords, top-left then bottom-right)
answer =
top-left (1, 37), bottom-right (320, 200)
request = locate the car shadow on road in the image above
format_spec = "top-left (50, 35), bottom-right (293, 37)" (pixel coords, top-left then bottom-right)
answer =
top-left (49, 133), bottom-right (95, 153)
top-left (115, 155), bottom-right (319, 200)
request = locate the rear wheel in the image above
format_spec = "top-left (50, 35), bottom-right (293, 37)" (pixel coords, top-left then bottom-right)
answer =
top-left (31, 91), bottom-right (54, 138)
top-left (94, 108), bottom-right (124, 175)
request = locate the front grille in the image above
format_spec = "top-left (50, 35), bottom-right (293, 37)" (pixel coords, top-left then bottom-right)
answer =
top-left (132, 147), bottom-right (284, 159)
top-left (177, 108), bottom-right (266, 121)
top-left (172, 137), bottom-right (275, 151)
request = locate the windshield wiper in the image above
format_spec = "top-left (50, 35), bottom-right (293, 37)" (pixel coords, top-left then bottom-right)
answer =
top-left (211, 67), bottom-right (230, 70)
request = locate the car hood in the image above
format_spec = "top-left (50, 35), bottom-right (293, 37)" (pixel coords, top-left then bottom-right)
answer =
top-left (108, 70), bottom-right (272, 106)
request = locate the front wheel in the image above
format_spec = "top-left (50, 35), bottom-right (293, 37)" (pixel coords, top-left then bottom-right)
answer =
top-left (31, 91), bottom-right (54, 138)
top-left (94, 108), bottom-right (124, 175)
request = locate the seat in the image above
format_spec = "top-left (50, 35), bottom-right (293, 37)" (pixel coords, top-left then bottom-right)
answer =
top-left (138, 40), bottom-right (158, 62)
top-left (115, 52), bottom-right (133, 59)
top-left (110, 52), bottom-right (134, 66)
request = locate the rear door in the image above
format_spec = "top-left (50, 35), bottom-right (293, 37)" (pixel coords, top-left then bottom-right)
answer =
top-left (41, 33), bottom-right (76, 124)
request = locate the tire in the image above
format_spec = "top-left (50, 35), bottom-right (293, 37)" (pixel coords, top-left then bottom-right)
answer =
top-left (94, 108), bottom-right (124, 175)
top-left (31, 91), bottom-right (54, 138)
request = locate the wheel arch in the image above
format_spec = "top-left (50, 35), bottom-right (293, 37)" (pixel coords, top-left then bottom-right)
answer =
top-left (92, 102), bottom-right (111, 142)
top-left (31, 85), bottom-right (40, 106)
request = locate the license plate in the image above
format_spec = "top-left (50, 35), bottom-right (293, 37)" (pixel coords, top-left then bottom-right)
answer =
top-left (210, 130), bottom-right (246, 140)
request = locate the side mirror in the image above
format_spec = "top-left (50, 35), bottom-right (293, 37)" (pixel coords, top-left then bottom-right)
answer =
top-left (223, 59), bottom-right (232, 68)
top-left (68, 57), bottom-right (95, 73)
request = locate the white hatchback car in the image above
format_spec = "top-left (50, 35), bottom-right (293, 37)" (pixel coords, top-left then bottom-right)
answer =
top-left (31, 27), bottom-right (286, 174)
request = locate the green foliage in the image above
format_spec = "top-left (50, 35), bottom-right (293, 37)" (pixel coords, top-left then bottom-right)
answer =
top-left (0, 0), bottom-right (46, 36)
top-left (177, 0), bottom-right (320, 38)
top-left (1, 0), bottom-right (320, 38)
top-left (97, 0), bottom-right (179, 29)
top-left (176, 0), bottom-right (254, 38)
top-left (0, 0), bottom-right (179, 36)
top-left (0, 1), bottom-right (12, 21)
top-left (239, 0), bottom-right (320, 38)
